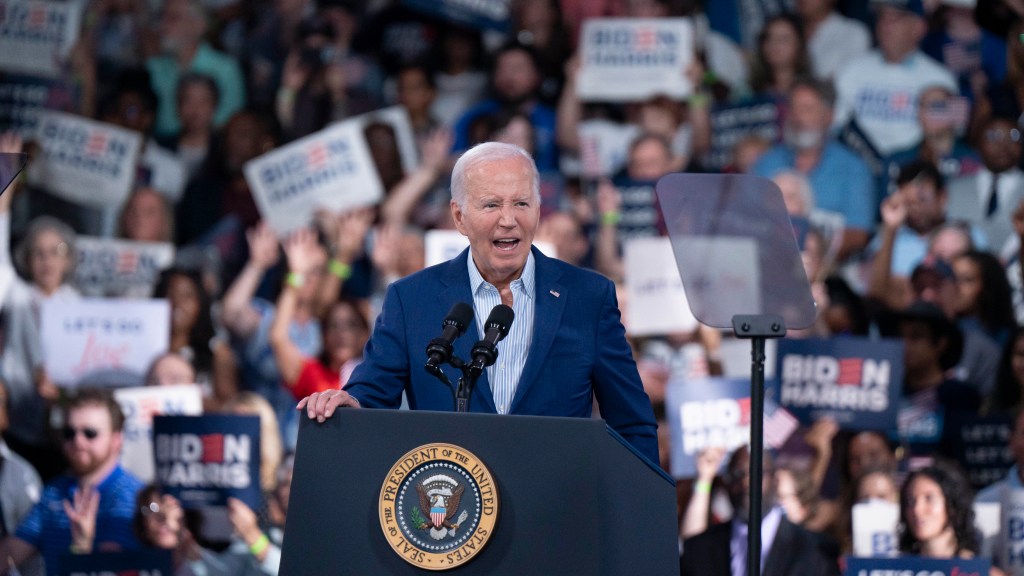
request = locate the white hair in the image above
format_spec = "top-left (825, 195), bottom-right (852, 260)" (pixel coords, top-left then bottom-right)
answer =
top-left (450, 141), bottom-right (540, 208)
top-left (772, 170), bottom-right (815, 215)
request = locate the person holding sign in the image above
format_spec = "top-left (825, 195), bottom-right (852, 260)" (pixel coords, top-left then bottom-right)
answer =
top-left (300, 142), bottom-right (658, 464)
top-left (898, 462), bottom-right (1004, 575)
top-left (0, 389), bottom-right (144, 576)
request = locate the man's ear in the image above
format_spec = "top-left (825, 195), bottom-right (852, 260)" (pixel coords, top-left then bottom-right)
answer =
top-left (451, 200), bottom-right (467, 236)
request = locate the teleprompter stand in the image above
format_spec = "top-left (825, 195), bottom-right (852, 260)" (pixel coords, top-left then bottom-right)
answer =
top-left (656, 174), bottom-right (816, 576)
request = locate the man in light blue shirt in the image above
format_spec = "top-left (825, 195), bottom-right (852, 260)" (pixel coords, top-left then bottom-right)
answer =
top-left (754, 78), bottom-right (875, 260)
top-left (146, 0), bottom-right (245, 139)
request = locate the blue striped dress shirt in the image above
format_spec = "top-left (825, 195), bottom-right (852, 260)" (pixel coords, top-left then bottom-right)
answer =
top-left (467, 250), bottom-right (535, 414)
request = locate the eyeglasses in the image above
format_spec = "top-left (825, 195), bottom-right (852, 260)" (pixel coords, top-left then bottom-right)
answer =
top-left (984, 128), bottom-right (1021, 143)
top-left (62, 426), bottom-right (99, 441)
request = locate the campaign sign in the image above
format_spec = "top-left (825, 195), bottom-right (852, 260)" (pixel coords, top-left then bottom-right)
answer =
top-left (948, 413), bottom-right (1014, 491)
top-left (0, 76), bottom-right (73, 136)
top-left (153, 414), bottom-right (261, 510)
top-left (348, 105), bottom-right (419, 176)
top-left (40, 298), bottom-right (170, 388)
top-left (665, 377), bottom-right (750, 478)
top-left (75, 237), bottom-right (174, 298)
top-left (623, 236), bottom-right (698, 336)
top-left (852, 501), bottom-right (899, 557)
top-left (703, 98), bottom-right (781, 172)
top-left (1000, 487), bottom-right (1024, 575)
top-left (0, 0), bottom-right (83, 79)
top-left (772, 337), bottom-right (902, 431)
top-left (401, 0), bottom-right (509, 31)
top-left (114, 385), bottom-right (203, 483)
top-left (577, 18), bottom-right (694, 102)
top-left (244, 118), bottom-right (383, 235)
top-left (845, 556), bottom-right (990, 576)
top-left (27, 111), bottom-right (143, 207)
top-left (60, 549), bottom-right (173, 576)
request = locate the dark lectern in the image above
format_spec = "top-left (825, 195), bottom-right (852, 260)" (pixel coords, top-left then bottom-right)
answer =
top-left (280, 409), bottom-right (678, 575)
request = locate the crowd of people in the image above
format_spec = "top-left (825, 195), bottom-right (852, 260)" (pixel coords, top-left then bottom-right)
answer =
top-left (0, 0), bottom-right (1022, 573)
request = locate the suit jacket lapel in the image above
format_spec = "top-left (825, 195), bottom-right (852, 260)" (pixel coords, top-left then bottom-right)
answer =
top-left (440, 249), bottom-right (497, 413)
top-left (763, 517), bottom-right (795, 576)
top-left (510, 248), bottom-right (565, 413)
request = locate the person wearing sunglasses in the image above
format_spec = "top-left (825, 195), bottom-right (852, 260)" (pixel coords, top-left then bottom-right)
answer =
top-left (0, 388), bottom-right (144, 576)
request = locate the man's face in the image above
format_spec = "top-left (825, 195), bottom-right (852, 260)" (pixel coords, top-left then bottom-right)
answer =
top-left (63, 404), bottom-right (120, 478)
top-left (918, 88), bottom-right (956, 137)
top-left (980, 119), bottom-right (1022, 174)
top-left (784, 87), bottom-right (831, 150)
top-left (726, 448), bottom-right (776, 522)
top-left (899, 320), bottom-right (943, 377)
top-left (875, 7), bottom-right (924, 63)
top-left (159, 0), bottom-right (202, 55)
top-left (451, 155), bottom-right (540, 284)
top-left (627, 139), bottom-right (672, 181)
top-left (493, 50), bottom-right (540, 105)
top-left (900, 178), bottom-right (945, 233)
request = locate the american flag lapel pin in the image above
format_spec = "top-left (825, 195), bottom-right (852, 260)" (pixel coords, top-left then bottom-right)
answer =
top-left (550, 290), bottom-right (560, 298)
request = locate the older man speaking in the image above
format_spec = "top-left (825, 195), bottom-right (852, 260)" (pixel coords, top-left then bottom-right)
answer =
top-left (299, 142), bottom-right (658, 463)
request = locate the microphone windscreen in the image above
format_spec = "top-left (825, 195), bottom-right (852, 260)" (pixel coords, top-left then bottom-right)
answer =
top-left (446, 302), bottom-right (475, 335)
top-left (485, 304), bottom-right (515, 336)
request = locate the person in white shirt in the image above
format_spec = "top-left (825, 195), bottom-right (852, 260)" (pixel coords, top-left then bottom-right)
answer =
top-left (797, 0), bottom-right (872, 79)
top-left (833, 0), bottom-right (958, 156)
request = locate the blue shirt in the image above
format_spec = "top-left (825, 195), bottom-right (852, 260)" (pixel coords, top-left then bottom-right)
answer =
top-left (754, 139), bottom-right (876, 231)
top-left (146, 42), bottom-right (246, 138)
top-left (467, 251), bottom-right (536, 414)
top-left (16, 465), bottom-right (143, 576)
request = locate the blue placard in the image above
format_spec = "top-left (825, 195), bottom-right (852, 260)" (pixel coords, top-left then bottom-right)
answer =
top-left (845, 556), bottom-right (990, 575)
top-left (948, 413), bottom-right (1014, 491)
top-left (152, 414), bottom-right (261, 510)
top-left (771, 337), bottom-right (903, 431)
top-left (666, 377), bottom-right (750, 478)
top-left (703, 97), bottom-right (781, 172)
top-left (60, 549), bottom-right (173, 576)
top-left (401, 0), bottom-right (509, 31)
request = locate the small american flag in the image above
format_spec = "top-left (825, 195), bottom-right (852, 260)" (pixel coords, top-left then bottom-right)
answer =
top-left (942, 41), bottom-right (980, 75)
top-left (85, 131), bottom-right (107, 156)
top-left (307, 142), bottom-right (328, 170)
top-left (924, 96), bottom-right (970, 132)
top-left (763, 402), bottom-right (798, 450)
top-left (579, 133), bottom-right (603, 178)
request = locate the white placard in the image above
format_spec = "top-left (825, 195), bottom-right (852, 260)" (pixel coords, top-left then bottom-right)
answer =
top-left (1000, 486), bottom-right (1024, 574)
top-left (244, 119), bottom-right (384, 235)
top-left (75, 237), bottom-right (174, 298)
top-left (40, 298), bottom-right (170, 388)
top-left (348, 106), bottom-right (419, 176)
top-left (0, 0), bottom-right (83, 78)
top-left (424, 230), bottom-right (555, 267)
top-left (114, 384), bottom-right (203, 482)
top-left (576, 18), bottom-right (694, 102)
top-left (852, 501), bottom-right (900, 557)
top-left (624, 236), bottom-right (698, 336)
top-left (27, 111), bottom-right (143, 207)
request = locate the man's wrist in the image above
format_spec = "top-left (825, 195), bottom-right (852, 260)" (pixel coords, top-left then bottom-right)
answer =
top-left (249, 533), bottom-right (270, 556)
top-left (601, 211), bottom-right (621, 226)
top-left (328, 259), bottom-right (352, 280)
top-left (286, 272), bottom-right (305, 288)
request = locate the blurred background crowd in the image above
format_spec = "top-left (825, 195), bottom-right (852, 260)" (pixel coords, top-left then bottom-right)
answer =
top-left (2, 0), bottom-right (1024, 573)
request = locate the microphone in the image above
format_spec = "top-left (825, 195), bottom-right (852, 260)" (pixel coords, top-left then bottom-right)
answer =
top-left (425, 302), bottom-right (474, 371)
top-left (469, 304), bottom-right (515, 374)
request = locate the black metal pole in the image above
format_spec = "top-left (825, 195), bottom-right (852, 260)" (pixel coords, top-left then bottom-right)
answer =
top-left (747, 335), bottom-right (766, 576)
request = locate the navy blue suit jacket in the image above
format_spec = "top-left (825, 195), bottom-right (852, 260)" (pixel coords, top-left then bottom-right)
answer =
top-left (344, 247), bottom-right (659, 463)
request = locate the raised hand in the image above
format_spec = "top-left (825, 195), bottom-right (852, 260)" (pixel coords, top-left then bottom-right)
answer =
top-left (694, 446), bottom-right (727, 483)
top-left (64, 485), bottom-right (100, 553)
top-left (879, 193), bottom-right (906, 230)
top-left (333, 206), bottom-right (375, 263)
top-left (283, 227), bottom-right (322, 275)
top-left (246, 221), bottom-right (280, 270)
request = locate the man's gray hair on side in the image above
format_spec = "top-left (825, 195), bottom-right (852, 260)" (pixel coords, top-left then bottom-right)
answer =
top-left (450, 141), bottom-right (540, 208)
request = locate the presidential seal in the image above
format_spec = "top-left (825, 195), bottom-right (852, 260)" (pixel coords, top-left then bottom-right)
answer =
top-left (379, 443), bottom-right (498, 571)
